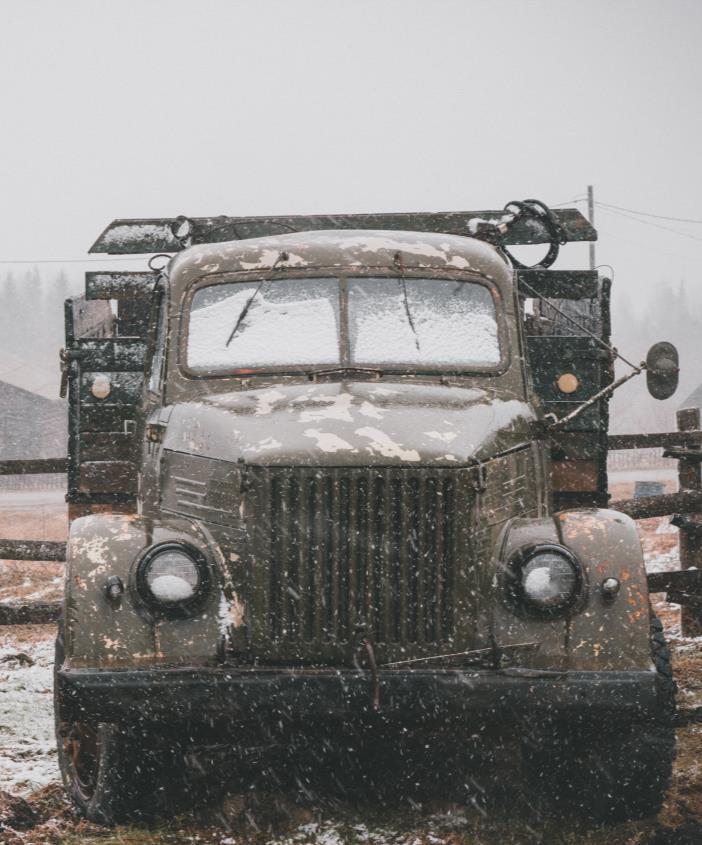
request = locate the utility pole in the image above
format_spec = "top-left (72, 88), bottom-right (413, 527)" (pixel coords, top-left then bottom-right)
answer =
top-left (587, 184), bottom-right (596, 270)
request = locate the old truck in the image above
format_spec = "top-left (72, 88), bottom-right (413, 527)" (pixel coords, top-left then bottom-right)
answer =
top-left (46, 202), bottom-right (681, 824)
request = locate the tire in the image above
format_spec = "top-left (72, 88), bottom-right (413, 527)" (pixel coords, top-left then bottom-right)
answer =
top-left (53, 625), bottom-right (163, 825)
top-left (522, 611), bottom-right (676, 824)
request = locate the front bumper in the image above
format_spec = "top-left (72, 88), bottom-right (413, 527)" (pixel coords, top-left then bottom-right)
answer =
top-left (57, 665), bottom-right (663, 727)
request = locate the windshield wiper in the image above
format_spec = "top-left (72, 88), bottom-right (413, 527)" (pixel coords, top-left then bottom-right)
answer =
top-left (310, 367), bottom-right (383, 381)
top-left (394, 251), bottom-right (420, 352)
top-left (225, 251), bottom-right (290, 347)
top-left (224, 280), bottom-right (264, 347)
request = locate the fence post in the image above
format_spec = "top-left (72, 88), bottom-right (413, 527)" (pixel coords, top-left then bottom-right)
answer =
top-left (676, 408), bottom-right (702, 636)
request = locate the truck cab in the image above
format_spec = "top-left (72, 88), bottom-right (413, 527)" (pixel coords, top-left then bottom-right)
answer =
top-left (54, 208), bottom-right (676, 826)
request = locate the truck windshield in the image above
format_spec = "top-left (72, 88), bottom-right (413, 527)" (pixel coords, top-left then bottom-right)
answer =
top-left (186, 276), bottom-right (501, 373)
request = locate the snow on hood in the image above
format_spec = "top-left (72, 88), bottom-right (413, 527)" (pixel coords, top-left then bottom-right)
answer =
top-left (162, 382), bottom-right (537, 467)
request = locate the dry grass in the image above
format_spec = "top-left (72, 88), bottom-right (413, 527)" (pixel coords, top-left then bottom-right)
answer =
top-left (0, 507), bottom-right (67, 542)
top-left (0, 507), bottom-right (67, 605)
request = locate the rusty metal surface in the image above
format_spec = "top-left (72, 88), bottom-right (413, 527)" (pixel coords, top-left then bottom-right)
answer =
top-left (64, 513), bottom-right (223, 668)
top-left (89, 208), bottom-right (596, 254)
top-left (495, 510), bottom-right (651, 671)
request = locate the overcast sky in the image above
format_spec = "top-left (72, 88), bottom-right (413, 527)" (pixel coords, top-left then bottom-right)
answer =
top-left (1, 0), bottom-right (701, 323)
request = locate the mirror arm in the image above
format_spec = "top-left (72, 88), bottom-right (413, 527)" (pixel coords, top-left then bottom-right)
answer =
top-left (545, 364), bottom-right (645, 431)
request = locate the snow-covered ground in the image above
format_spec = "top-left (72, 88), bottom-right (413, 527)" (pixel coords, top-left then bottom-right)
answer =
top-left (608, 468), bottom-right (678, 484)
top-left (0, 634), bottom-right (59, 794)
top-left (269, 816), bottom-right (469, 845)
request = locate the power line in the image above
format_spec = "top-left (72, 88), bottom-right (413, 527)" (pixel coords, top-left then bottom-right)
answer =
top-left (596, 204), bottom-right (702, 244)
top-left (549, 196), bottom-right (586, 207)
top-left (595, 200), bottom-right (702, 225)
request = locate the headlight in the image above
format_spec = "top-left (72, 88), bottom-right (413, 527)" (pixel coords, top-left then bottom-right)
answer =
top-left (135, 543), bottom-right (210, 616)
top-left (507, 544), bottom-right (583, 617)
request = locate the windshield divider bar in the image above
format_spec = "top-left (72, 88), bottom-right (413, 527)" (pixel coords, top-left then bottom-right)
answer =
top-left (338, 275), bottom-right (350, 367)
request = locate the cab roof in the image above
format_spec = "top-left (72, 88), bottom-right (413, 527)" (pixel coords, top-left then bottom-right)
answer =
top-left (166, 229), bottom-right (514, 293)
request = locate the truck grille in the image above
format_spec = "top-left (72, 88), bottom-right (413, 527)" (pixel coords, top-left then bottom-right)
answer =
top-left (247, 467), bottom-right (460, 646)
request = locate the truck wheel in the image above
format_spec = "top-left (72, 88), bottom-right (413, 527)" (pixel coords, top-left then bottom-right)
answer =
top-left (53, 627), bottom-right (150, 825)
top-left (523, 612), bottom-right (676, 824)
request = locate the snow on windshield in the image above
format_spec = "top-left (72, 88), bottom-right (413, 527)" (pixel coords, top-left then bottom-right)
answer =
top-left (188, 278), bottom-right (341, 370)
top-left (186, 276), bottom-right (500, 372)
top-left (349, 277), bottom-right (500, 367)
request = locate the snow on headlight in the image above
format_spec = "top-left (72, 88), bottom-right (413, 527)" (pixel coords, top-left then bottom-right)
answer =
top-left (522, 553), bottom-right (577, 608)
top-left (145, 550), bottom-right (199, 603)
top-left (149, 573), bottom-right (196, 602)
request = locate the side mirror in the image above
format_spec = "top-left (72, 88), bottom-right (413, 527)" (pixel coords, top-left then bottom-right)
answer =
top-left (646, 341), bottom-right (679, 400)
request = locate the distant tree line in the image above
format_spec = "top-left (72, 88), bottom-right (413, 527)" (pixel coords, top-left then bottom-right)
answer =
top-left (0, 268), bottom-right (82, 386)
top-left (609, 280), bottom-right (702, 433)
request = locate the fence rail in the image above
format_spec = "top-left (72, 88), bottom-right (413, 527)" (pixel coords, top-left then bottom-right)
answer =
top-left (0, 458), bottom-right (68, 475)
top-left (608, 431), bottom-right (702, 450)
top-left (0, 540), bottom-right (67, 561)
top-left (0, 602), bottom-right (61, 625)
top-left (609, 490), bottom-right (702, 520)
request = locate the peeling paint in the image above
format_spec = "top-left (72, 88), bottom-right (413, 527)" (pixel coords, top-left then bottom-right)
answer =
top-left (424, 430), bottom-right (458, 444)
top-left (77, 536), bottom-right (110, 578)
top-left (255, 389), bottom-right (286, 416)
top-left (304, 429), bottom-right (357, 453)
top-left (247, 436), bottom-right (283, 454)
top-left (218, 591), bottom-right (246, 636)
top-left (298, 393), bottom-right (354, 423)
top-left (358, 400), bottom-right (385, 420)
top-left (355, 426), bottom-right (420, 461)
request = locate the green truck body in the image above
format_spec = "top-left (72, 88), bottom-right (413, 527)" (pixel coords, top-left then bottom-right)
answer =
top-left (53, 208), bottom-right (676, 825)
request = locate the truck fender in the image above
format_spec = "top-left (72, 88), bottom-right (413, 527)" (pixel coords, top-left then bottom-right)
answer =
top-left (493, 509), bottom-right (652, 671)
top-left (63, 512), bottom-right (225, 668)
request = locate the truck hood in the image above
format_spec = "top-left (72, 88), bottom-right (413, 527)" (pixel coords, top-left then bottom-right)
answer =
top-left (161, 382), bottom-right (538, 467)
